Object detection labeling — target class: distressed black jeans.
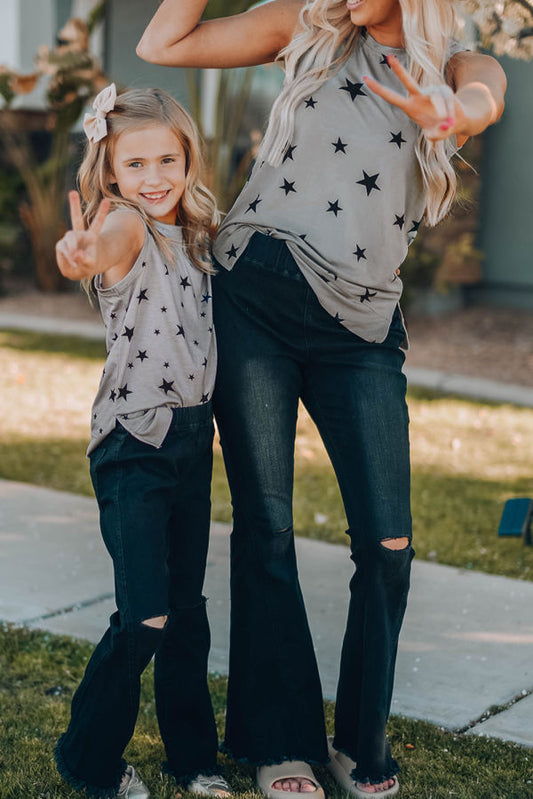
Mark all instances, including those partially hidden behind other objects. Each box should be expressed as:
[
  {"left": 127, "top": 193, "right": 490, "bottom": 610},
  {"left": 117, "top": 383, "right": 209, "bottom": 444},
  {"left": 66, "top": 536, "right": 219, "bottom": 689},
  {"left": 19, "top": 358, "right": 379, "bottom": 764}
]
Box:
[
  {"left": 55, "top": 404, "right": 219, "bottom": 798},
  {"left": 212, "top": 233, "right": 414, "bottom": 785}
]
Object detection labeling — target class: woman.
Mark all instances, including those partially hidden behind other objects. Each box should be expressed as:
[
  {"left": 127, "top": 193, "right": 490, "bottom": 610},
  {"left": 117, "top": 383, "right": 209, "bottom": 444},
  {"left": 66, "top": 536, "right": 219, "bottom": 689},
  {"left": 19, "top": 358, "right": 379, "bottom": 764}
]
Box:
[{"left": 138, "top": 2, "right": 506, "bottom": 796}]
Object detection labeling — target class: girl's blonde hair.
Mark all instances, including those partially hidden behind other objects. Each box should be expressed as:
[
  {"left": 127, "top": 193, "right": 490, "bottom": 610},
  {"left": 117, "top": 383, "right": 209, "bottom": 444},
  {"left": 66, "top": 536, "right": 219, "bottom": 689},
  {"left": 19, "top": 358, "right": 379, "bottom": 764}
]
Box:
[
  {"left": 78, "top": 87, "right": 219, "bottom": 277},
  {"left": 260, "top": 0, "right": 460, "bottom": 226}
]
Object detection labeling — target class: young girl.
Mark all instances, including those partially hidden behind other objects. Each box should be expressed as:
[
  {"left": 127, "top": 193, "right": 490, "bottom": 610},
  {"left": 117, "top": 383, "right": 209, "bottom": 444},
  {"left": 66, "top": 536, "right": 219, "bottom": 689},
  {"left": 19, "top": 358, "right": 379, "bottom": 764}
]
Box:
[
  {"left": 138, "top": 1, "right": 506, "bottom": 797},
  {"left": 54, "top": 84, "right": 231, "bottom": 799}
]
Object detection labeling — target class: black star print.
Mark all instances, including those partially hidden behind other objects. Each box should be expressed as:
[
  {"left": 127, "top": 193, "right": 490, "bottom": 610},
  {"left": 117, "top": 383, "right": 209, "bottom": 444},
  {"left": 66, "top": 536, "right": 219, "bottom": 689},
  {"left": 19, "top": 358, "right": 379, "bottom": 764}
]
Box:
[
  {"left": 201, "top": 293, "right": 212, "bottom": 304},
  {"left": 360, "top": 288, "right": 377, "bottom": 303},
  {"left": 136, "top": 289, "right": 148, "bottom": 303},
  {"left": 354, "top": 245, "right": 367, "bottom": 261},
  {"left": 226, "top": 245, "right": 238, "bottom": 260},
  {"left": 200, "top": 393, "right": 210, "bottom": 404},
  {"left": 246, "top": 194, "right": 262, "bottom": 214},
  {"left": 164, "top": 362, "right": 170, "bottom": 368},
  {"left": 394, "top": 214, "right": 405, "bottom": 230},
  {"left": 136, "top": 350, "right": 148, "bottom": 362},
  {"left": 193, "top": 340, "right": 199, "bottom": 346},
  {"left": 327, "top": 200, "right": 343, "bottom": 217},
  {"left": 176, "top": 325, "right": 185, "bottom": 337},
  {"left": 299, "top": 233, "right": 307, "bottom": 240},
  {"left": 161, "top": 306, "right": 167, "bottom": 313},
  {"left": 339, "top": 78, "right": 366, "bottom": 101},
  {"left": 164, "top": 264, "right": 169, "bottom": 275},
  {"left": 180, "top": 276, "right": 191, "bottom": 290},
  {"left": 110, "top": 312, "right": 116, "bottom": 320},
  {"left": 93, "top": 413, "right": 97, "bottom": 419},
  {"left": 335, "top": 312, "right": 345, "bottom": 323},
  {"left": 390, "top": 131, "right": 407, "bottom": 149},
  {"left": 305, "top": 96, "right": 317, "bottom": 109},
  {"left": 188, "top": 374, "right": 195, "bottom": 381},
  {"left": 159, "top": 379, "right": 176, "bottom": 395},
  {"left": 283, "top": 144, "right": 297, "bottom": 162},
  {"left": 109, "top": 389, "right": 116, "bottom": 402},
  {"left": 280, "top": 179, "right": 296, "bottom": 196},
  {"left": 142, "top": 261, "right": 146, "bottom": 268},
  {"left": 127, "top": 362, "right": 134, "bottom": 369},
  {"left": 154, "top": 329, "right": 160, "bottom": 336},
  {"left": 202, "top": 358, "right": 208, "bottom": 368},
  {"left": 118, "top": 384, "right": 132, "bottom": 400},
  {"left": 380, "top": 54, "right": 392, "bottom": 68},
  {"left": 200, "top": 311, "right": 207, "bottom": 318},
  {"left": 112, "top": 333, "right": 118, "bottom": 342},
  {"left": 332, "top": 137, "right": 348, "bottom": 154},
  {"left": 357, "top": 171, "right": 381, "bottom": 196},
  {"left": 409, "top": 220, "right": 421, "bottom": 234},
  {"left": 122, "top": 326, "right": 134, "bottom": 341},
  {"left": 208, "top": 326, "right": 213, "bottom": 333}
]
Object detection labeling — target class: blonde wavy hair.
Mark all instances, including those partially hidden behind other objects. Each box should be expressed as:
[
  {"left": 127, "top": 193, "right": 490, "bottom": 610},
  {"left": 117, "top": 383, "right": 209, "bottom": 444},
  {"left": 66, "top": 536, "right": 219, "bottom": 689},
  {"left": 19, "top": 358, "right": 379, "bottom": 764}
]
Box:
[
  {"left": 260, "top": 0, "right": 460, "bottom": 226},
  {"left": 78, "top": 87, "right": 219, "bottom": 285}
]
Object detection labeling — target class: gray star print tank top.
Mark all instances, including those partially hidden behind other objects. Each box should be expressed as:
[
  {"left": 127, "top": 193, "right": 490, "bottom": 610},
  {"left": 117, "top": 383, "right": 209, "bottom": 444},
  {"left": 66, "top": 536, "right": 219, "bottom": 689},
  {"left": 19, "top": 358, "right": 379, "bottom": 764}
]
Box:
[
  {"left": 214, "top": 30, "right": 466, "bottom": 344},
  {"left": 88, "top": 211, "right": 216, "bottom": 455}
]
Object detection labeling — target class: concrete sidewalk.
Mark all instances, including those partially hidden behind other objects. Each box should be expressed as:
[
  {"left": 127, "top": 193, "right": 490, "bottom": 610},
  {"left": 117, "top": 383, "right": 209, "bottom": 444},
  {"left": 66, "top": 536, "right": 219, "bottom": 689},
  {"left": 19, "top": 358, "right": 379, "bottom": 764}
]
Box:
[
  {"left": 2, "top": 310, "right": 532, "bottom": 407},
  {"left": 1, "top": 478, "right": 532, "bottom": 749}
]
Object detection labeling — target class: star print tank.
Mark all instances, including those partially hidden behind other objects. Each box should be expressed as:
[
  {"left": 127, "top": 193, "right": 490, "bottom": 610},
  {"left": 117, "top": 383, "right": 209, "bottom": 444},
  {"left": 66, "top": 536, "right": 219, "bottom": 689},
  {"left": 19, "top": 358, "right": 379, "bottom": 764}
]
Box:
[
  {"left": 214, "top": 31, "right": 465, "bottom": 344},
  {"left": 87, "top": 212, "right": 216, "bottom": 456}
]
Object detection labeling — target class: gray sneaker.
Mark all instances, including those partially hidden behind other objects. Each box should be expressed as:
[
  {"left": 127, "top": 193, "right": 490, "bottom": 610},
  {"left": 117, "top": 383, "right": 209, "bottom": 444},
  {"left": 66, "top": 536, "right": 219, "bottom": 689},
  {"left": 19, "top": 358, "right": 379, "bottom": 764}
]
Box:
[
  {"left": 116, "top": 765, "right": 150, "bottom": 798},
  {"left": 186, "top": 774, "right": 232, "bottom": 797}
]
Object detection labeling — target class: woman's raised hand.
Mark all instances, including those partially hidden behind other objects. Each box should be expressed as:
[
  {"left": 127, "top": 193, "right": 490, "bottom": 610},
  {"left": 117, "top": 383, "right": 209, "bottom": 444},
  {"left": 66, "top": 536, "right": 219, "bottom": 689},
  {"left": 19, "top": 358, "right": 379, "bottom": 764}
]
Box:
[
  {"left": 363, "top": 55, "right": 462, "bottom": 142},
  {"left": 56, "top": 191, "right": 111, "bottom": 280}
]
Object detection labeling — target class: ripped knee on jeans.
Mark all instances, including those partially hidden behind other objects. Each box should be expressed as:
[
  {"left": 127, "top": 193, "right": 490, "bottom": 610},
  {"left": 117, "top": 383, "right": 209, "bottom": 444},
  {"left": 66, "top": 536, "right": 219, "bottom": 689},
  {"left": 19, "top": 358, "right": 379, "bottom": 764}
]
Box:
[
  {"left": 141, "top": 614, "right": 168, "bottom": 629},
  {"left": 380, "top": 536, "right": 410, "bottom": 551}
]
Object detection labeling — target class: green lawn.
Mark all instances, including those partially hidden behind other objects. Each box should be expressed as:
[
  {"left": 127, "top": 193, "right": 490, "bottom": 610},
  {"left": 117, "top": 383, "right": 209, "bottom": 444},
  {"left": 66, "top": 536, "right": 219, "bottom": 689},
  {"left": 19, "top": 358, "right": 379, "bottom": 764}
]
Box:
[
  {"left": 1, "top": 328, "right": 532, "bottom": 580},
  {"left": 1, "top": 624, "right": 532, "bottom": 799}
]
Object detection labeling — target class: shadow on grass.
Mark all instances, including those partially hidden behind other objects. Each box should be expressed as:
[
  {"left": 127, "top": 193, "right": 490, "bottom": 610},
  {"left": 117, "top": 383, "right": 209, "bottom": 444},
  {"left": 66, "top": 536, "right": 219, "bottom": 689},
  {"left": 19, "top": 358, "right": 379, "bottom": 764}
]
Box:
[
  {"left": 0, "top": 329, "right": 105, "bottom": 360},
  {"left": 0, "top": 625, "right": 531, "bottom": 799}
]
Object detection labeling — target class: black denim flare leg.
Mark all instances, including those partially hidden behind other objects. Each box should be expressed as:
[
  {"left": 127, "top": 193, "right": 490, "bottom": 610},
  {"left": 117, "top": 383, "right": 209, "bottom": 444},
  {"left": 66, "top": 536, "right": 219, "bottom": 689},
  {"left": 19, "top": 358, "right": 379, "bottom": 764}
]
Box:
[
  {"left": 55, "top": 404, "right": 219, "bottom": 797},
  {"left": 212, "top": 233, "right": 413, "bottom": 784}
]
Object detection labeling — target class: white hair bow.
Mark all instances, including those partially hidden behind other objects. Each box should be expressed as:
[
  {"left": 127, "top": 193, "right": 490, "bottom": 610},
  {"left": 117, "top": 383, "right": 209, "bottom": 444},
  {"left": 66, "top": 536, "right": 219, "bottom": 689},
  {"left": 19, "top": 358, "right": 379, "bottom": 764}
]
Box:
[{"left": 83, "top": 83, "right": 117, "bottom": 143}]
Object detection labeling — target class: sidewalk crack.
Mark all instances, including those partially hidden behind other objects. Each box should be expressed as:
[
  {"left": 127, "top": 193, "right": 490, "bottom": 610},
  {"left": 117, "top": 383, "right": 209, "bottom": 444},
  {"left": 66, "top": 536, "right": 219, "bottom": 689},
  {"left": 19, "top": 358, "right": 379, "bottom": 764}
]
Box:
[
  {"left": 19, "top": 592, "right": 115, "bottom": 625},
  {"left": 454, "top": 687, "right": 533, "bottom": 734}
]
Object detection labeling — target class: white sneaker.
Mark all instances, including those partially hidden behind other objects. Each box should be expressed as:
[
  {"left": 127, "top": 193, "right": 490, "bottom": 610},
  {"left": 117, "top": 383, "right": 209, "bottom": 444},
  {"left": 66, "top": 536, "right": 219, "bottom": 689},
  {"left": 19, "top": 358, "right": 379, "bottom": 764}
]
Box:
[
  {"left": 116, "top": 765, "right": 150, "bottom": 798},
  {"left": 186, "top": 774, "right": 232, "bottom": 797}
]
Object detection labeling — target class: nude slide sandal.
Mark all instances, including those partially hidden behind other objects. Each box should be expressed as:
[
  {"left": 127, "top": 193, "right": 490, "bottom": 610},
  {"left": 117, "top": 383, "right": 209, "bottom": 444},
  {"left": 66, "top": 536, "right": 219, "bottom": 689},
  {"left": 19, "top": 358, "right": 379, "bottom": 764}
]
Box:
[
  {"left": 326, "top": 737, "right": 399, "bottom": 798},
  {"left": 256, "top": 761, "right": 326, "bottom": 799}
]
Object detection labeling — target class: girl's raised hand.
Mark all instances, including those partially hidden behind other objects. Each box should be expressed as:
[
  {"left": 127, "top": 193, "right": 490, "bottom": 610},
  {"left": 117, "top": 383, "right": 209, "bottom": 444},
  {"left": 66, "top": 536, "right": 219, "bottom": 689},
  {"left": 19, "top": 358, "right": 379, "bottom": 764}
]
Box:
[
  {"left": 56, "top": 191, "right": 111, "bottom": 280},
  {"left": 363, "top": 55, "right": 462, "bottom": 142}
]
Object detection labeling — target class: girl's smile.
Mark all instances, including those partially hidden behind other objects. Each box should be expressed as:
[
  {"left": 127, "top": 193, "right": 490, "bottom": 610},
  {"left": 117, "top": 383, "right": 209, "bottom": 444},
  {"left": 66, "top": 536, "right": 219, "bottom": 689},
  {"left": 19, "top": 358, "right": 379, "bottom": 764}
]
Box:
[{"left": 110, "top": 123, "right": 187, "bottom": 225}]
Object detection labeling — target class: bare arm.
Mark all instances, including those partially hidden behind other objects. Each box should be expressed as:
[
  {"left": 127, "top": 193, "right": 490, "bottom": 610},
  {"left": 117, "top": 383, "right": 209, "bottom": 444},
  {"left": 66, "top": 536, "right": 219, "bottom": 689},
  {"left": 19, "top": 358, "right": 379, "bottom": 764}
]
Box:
[
  {"left": 446, "top": 51, "right": 507, "bottom": 146},
  {"left": 56, "top": 193, "right": 145, "bottom": 288},
  {"left": 136, "top": 0, "right": 303, "bottom": 68}
]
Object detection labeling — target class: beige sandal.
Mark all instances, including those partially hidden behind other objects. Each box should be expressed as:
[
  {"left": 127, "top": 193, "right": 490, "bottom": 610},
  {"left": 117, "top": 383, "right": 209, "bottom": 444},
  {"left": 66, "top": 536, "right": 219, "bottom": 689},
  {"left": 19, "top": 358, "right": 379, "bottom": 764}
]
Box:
[
  {"left": 326, "top": 738, "right": 399, "bottom": 798},
  {"left": 256, "top": 762, "right": 325, "bottom": 799}
]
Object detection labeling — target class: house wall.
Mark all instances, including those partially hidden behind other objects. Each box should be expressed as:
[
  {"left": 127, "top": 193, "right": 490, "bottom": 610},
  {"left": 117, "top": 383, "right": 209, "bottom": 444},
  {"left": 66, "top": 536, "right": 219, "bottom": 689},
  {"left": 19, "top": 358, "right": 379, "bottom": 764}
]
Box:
[
  {"left": 105, "top": 0, "right": 188, "bottom": 104},
  {"left": 1, "top": 0, "right": 56, "bottom": 108},
  {"left": 469, "top": 56, "right": 533, "bottom": 309}
]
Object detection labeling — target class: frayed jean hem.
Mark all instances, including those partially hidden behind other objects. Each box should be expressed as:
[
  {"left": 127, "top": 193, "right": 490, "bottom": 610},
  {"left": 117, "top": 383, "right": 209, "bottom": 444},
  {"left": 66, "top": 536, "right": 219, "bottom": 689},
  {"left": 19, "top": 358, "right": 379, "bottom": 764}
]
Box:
[{"left": 55, "top": 735, "right": 127, "bottom": 798}]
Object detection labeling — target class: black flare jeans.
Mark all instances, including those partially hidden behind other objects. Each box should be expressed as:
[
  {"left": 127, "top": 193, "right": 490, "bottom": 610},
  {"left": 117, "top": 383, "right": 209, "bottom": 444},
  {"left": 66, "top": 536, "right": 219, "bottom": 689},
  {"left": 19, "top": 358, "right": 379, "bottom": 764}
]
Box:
[
  {"left": 55, "top": 403, "right": 219, "bottom": 798},
  {"left": 212, "top": 233, "right": 414, "bottom": 785}
]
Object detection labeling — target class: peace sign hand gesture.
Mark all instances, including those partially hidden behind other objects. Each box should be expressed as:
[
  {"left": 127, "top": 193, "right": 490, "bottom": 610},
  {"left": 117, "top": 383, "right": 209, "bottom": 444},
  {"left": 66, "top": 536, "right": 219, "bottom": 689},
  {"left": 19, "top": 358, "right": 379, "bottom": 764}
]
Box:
[
  {"left": 55, "top": 191, "right": 111, "bottom": 281},
  {"left": 363, "top": 55, "right": 462, "bottom": 142}
]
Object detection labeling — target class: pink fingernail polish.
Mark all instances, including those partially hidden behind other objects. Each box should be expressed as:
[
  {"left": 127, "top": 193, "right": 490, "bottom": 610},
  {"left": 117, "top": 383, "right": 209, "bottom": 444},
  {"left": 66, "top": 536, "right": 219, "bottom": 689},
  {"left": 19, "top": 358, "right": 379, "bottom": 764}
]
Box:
[
  {"left": 440, "top": 123, "right": 450, "bottom": 131},
  {"left": 447, "top": 116, "right": 455, "bottom": 125}
]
